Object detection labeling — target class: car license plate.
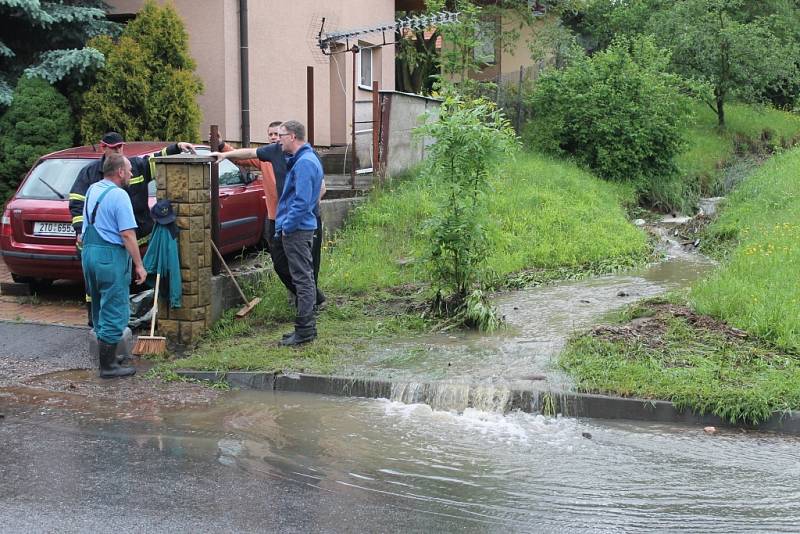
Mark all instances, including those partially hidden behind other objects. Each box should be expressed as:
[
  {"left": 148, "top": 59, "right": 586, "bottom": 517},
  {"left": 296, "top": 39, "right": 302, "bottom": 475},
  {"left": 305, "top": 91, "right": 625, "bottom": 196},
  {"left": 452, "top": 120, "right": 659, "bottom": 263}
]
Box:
[{"left": 33, "top": 221, "right": 75, "bottom": 236}]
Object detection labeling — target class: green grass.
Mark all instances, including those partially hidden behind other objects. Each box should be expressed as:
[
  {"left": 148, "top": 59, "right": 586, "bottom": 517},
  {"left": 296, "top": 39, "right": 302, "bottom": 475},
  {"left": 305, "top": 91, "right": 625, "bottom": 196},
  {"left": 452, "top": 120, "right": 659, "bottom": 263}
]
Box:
[
  {"left": 676, "top": 101, "right": 800, "bottom": 196},
  {"left": 325, "top": 152, "right": 649, "bottom": 295},
  {"left": 156, "top": 275, "right": 428, "bottom": 374},
  {"left": 560, "top": 307, "right": 800, "bottom": 424},
  {"left": 158, "top": 151, "right": 649, "bottom": 376},
  {"left": 691, "top": 147, "right": 800, "bottom": 353}
]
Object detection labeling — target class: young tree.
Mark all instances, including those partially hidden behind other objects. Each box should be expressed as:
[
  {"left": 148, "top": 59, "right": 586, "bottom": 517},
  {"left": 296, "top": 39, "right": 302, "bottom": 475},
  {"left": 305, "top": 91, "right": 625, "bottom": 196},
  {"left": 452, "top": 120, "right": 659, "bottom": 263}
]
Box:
[
  {"left": 80, "top": 0, "right": 202, "bottom": 142},
  {"left": 0, "top": 75, "right": 74, "bottom": 200},
  {"left": 0, "top": 0, "right": 115, "bottom": 107},
  {"left": 416, "top": 92, "right": 518, "bottom": 330}
]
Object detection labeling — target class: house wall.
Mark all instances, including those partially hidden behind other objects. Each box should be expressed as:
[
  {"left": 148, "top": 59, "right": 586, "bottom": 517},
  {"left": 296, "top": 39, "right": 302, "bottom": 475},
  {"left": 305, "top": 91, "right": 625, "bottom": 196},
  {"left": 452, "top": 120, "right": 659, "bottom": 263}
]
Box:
[
  {"left": 500, "top": 13, "right": 557, "bottom": 77},
  {"left": 106, "top": 0, "right": 396, "bottom": 147}
]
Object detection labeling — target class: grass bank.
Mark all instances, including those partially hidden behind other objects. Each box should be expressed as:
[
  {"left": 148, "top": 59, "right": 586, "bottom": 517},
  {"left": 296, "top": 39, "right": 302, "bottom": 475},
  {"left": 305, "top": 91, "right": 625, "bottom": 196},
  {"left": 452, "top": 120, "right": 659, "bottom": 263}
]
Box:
[
  {"left": 560, "top": 141, "right": 800, "bottom": 425},
  {"left": 560, "top": 298, "right": 800, "bottom": 424},
  {"left": 692, "top": 147, "right": 800, "bottom": 352},
  {"left": 323, "top": 152, "right": 648, "bottom": 294},
  {"left": 156, "top": 151, "right": 649, "bottom": 375},
  {"left": 676, "top": 101, "right": 800, "bottom": 197}
]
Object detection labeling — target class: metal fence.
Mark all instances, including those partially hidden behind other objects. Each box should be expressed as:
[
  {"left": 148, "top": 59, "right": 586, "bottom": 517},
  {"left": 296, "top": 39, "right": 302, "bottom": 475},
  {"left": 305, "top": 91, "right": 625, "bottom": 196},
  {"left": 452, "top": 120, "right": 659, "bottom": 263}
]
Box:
[{"left": 475, "top": 61, "right": 549, "bottom": 133}]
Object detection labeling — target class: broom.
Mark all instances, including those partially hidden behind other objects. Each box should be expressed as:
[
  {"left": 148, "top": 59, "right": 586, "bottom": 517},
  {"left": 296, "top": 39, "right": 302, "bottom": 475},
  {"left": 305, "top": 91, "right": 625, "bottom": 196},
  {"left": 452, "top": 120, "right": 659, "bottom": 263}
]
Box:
[{"left": 132, "top": 272, "right": 167, "bottom": 355}]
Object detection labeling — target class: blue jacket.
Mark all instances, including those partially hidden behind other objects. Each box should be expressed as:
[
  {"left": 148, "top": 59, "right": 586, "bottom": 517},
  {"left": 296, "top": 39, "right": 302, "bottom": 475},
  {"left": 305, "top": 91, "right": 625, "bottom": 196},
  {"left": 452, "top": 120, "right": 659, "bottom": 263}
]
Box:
[
  {"left": 275, "top": 143, "right": 323, "bottom": 236},
  {"left": 142, "top": 223, "right": 182, "bottom": 308}
]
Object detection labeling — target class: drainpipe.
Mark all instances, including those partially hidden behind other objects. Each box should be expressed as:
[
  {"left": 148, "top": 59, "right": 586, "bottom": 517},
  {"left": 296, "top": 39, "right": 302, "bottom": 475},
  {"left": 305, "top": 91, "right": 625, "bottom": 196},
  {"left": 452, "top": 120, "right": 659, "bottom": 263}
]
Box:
[{"left": 239, "top": 0, "right": 250, "bottom": 147}]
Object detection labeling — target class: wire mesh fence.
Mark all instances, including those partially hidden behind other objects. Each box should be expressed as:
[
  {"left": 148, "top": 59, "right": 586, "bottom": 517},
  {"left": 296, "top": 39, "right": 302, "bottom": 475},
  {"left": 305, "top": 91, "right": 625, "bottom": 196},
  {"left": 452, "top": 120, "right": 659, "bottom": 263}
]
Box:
[{"left": 474, "top": 61, "right": 548, "bottom": 133}]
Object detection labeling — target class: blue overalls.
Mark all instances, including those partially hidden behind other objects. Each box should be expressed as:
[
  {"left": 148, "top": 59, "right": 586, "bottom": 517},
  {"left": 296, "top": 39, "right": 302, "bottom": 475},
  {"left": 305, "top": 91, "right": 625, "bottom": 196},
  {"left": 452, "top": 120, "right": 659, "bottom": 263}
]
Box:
[{"left": 81, "top": 185, "right": 132, "bottom": 345}]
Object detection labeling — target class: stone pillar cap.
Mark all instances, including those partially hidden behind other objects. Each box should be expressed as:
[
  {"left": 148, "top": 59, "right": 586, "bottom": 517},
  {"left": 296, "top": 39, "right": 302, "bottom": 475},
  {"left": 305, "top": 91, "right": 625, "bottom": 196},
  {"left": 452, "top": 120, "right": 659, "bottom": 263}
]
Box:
[{"left": 153, "top": 154, "right": 216, "bottom": 163}]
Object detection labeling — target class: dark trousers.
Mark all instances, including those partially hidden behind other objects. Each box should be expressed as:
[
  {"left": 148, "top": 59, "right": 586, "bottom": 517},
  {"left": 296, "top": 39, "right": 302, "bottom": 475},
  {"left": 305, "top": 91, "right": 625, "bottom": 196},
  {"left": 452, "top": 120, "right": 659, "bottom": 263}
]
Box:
[
  {"left": 269, "top": 218, "right": 324, "bottom": 305},
  {"left": 281, "top": 229, "right": 316, "bottom": 330}
]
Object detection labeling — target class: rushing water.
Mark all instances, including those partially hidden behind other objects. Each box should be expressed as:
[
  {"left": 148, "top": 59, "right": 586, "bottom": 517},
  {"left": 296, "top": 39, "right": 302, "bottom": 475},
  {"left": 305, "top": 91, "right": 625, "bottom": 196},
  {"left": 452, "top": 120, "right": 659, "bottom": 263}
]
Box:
[
  {"left": 344, "top": 227, "right": 716, "bottom": 397},
  {"left": 4, "top": 390, "right": 798, "bottom": 532}
]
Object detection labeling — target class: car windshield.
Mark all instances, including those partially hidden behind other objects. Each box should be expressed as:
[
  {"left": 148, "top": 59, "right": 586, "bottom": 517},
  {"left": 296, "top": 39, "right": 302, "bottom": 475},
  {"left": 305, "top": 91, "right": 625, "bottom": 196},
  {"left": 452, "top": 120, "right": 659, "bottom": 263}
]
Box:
[
  {"left": 17, "top": 159, "right": 92, "bottom": 200},
  {"left": 147, "top": 149, "right": 244, "bottom": 195}
]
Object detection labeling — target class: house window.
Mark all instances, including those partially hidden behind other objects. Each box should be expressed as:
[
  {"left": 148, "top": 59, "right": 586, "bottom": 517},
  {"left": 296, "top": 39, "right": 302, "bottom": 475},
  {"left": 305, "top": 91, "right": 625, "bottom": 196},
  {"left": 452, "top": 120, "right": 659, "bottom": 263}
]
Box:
[
  {"left": 474, "top": 20, "right": 496, "bottom": 65},
  {"left": 359, "top": 46, "right": 373, "bottom": 90}
]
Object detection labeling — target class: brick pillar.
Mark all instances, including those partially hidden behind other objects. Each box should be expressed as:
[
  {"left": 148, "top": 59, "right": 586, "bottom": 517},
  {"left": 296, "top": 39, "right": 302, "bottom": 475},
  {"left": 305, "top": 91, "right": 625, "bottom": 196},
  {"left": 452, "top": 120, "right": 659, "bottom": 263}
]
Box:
[{"left": 152, "top": 154, "right": 214, "bottom": 345}]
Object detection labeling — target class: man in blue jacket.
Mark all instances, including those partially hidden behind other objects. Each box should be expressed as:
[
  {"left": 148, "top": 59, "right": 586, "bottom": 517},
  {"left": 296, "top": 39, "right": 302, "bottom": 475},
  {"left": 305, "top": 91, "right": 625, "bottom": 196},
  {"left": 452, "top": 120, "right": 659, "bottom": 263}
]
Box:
[{"left": 274, "top": 120, "right": 323, "bottom": 345}]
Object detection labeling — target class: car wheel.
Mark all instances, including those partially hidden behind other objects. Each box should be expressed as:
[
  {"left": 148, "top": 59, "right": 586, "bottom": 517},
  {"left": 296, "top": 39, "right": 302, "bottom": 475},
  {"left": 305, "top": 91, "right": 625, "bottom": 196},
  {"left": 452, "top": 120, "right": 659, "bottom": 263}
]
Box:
[{"left": 10, "top": 273, "right": 34, "bottom": 284}]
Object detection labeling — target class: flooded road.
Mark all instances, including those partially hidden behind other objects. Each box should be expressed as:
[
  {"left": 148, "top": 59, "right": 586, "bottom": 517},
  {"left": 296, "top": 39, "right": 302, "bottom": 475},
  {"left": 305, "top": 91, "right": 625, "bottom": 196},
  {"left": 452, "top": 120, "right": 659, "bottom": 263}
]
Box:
[{"left": 2, "top": 390, "right": 798, "bottom": 532}]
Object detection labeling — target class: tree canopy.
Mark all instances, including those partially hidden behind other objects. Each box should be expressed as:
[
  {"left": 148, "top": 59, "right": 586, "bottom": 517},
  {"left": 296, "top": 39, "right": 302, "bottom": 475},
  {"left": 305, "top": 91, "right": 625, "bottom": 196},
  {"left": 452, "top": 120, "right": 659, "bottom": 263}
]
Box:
[{"left": 575, "top": 0, "right": 800, "bottom": 126}]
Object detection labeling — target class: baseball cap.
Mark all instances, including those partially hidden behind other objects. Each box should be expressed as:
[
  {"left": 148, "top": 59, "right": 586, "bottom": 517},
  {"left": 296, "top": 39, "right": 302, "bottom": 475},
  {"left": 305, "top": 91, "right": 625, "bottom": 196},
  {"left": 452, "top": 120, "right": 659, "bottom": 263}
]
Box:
[{"left": 100, "top": 132, "right": 124, "bottom": 148}]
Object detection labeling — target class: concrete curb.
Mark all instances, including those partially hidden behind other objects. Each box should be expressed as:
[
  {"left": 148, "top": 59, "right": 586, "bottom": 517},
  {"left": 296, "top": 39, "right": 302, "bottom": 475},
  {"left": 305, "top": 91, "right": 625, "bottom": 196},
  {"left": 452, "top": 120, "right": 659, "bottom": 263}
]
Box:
[{"left": 176, "top": 370, "right": 800, "bottom": 434}]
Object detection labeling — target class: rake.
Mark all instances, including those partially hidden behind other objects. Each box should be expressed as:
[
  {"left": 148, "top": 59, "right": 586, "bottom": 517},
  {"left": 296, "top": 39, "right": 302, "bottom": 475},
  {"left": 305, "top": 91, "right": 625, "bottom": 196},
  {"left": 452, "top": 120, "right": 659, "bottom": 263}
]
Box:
[{"left": 132, "top": 272, "right": 167, "bottom": 355}]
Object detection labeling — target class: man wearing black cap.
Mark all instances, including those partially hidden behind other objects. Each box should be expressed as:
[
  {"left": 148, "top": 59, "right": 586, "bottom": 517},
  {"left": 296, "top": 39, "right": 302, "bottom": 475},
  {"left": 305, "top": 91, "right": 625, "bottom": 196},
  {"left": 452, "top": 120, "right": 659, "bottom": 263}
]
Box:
[
  {"left": 69, "top": 132, "right": 194, "bottom": 326},
  {"left": 69, "top": 132, "right": 195, "bottom": 243}
]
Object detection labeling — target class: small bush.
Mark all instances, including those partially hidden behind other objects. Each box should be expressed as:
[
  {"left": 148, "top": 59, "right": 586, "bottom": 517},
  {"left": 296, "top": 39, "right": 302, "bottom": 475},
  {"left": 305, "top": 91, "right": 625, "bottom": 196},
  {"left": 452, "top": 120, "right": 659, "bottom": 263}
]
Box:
[
  {"left": 0, "top": 76, "right": 74, "bottom": 201},
  {"left": 524, "top": 36, "right": 690, "bottom": 210}
]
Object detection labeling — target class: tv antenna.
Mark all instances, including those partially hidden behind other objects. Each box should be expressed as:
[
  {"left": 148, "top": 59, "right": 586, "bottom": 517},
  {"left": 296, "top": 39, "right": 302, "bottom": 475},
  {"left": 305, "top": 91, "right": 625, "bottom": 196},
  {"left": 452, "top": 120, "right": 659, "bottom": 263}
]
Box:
[{"left": 317, "top": 11, "right": 459, "bottom": 55}]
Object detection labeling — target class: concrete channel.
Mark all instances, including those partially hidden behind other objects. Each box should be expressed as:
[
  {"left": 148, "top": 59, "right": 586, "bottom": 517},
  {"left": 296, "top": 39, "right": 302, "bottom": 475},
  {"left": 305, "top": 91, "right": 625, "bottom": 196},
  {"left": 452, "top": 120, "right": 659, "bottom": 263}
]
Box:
[{"left": 176, "top": 370, "right": 800, "bottom": 435}]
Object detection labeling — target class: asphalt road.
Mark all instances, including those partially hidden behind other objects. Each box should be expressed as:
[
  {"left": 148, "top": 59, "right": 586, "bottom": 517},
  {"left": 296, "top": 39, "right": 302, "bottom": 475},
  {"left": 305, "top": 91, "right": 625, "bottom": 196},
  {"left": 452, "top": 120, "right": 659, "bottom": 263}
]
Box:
[
  {"left": 0, "top": 321, "right": 92, "bottom": 386},
  {"left": 0, "top": 406, "right": 482, "bottom": 533}
]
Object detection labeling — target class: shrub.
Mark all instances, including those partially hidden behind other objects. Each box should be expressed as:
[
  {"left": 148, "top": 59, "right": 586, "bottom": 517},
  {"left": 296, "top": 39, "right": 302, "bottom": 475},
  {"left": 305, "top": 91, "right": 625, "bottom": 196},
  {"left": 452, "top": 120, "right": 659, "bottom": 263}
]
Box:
[
  {"left": 80, "top": 0, "right": 202, "bottom": 142},
  {"left": 524, "top": 36, "right": 690, "bottom": 210},
  {"left": 0, "top": 76, "right": 74, "bottom": 201}
]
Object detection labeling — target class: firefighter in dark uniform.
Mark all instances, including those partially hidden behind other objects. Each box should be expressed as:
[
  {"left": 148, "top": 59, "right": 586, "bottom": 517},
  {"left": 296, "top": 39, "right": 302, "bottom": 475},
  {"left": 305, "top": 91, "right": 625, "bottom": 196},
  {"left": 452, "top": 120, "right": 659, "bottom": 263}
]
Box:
[{"left": 68, "top": 132, "right": 195, "bottom": 325}]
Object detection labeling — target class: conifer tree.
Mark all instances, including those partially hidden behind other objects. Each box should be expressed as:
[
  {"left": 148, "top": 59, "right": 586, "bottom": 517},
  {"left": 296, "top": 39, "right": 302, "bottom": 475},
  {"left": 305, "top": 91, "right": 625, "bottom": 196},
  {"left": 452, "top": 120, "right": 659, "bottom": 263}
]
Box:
[
  {"left": 0, "top": 75, "right": 74, "bottom": 200},
  {"left": 0, "top": 0, "right": 115, "bottom": 107},
  {"left": 80, "top": 0, "right": 202, "bottom": 143}
]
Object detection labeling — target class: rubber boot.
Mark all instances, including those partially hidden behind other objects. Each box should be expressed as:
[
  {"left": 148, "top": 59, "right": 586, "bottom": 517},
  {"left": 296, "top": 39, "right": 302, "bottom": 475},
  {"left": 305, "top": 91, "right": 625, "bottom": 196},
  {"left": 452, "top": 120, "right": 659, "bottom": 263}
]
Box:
[
  {"left": 280, "top": 314, "right": 317, "bottom": 346},
  {"left": 115, "top": 328, "right": 133, "bottom": 365},
  {"left": 98, "top": 340, "right": 136, "bottom": 379}
]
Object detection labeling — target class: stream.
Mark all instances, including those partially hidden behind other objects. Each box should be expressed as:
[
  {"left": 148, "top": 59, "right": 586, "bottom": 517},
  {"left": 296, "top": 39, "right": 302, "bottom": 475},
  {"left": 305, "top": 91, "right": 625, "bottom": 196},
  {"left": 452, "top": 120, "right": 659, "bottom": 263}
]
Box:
[{"left": 343, "top": 223, "right": 716, "bottom": 411}]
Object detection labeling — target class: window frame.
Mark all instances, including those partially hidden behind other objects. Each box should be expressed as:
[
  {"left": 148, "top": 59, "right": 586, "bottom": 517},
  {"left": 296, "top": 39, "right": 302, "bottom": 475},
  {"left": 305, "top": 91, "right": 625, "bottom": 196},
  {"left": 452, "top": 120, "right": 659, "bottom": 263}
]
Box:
[{"left": 358, "top": 45, "right": 374, "bottom": 91}]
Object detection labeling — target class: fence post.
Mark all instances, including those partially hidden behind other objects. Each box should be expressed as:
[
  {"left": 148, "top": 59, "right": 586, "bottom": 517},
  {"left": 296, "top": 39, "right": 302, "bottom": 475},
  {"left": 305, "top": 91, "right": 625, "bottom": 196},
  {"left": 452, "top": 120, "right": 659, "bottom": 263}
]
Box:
[
  {"left": 209, "top": 125, "right": 220, "bottom": 276},
  {"left": 516, "top": 65, "right": 524, "bottom": 133},
  {"left": 372, "top": 80, "right": 380, "bottom": 182},
  {"left": 153, "top": 153, "right": 215, "bottom": 345}
]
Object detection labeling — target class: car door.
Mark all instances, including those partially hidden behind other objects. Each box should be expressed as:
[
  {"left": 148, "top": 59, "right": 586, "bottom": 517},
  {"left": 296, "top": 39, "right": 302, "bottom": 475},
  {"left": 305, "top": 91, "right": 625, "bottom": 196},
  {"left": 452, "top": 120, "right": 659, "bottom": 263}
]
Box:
[{"left": 217, "top": 159, "right": 264, "bottom": 253}]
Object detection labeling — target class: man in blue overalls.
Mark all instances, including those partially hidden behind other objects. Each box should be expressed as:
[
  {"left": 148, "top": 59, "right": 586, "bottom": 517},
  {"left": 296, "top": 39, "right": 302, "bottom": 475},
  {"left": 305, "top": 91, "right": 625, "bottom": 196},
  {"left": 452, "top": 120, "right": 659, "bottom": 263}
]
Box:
[{"left": 80, "top": 153, "right": 147, "bottom": 378}]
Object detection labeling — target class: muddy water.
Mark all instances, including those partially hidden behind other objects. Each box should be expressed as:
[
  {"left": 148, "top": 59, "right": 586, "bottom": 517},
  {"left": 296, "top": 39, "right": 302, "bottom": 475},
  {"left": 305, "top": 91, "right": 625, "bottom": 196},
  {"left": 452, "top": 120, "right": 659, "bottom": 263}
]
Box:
[
  {"left": 4, "top": 390, "right": 798, "bottom": 532},
  {"left": 345, "top": 230, "right": 716, "bottom": 396}
]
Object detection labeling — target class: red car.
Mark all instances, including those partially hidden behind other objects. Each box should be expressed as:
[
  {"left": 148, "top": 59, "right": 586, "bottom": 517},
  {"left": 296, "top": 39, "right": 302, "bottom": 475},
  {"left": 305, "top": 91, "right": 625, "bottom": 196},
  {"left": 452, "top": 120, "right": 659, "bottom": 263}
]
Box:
[{"left": 1, "top": 143, "right": 267, "bottom": 283}]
